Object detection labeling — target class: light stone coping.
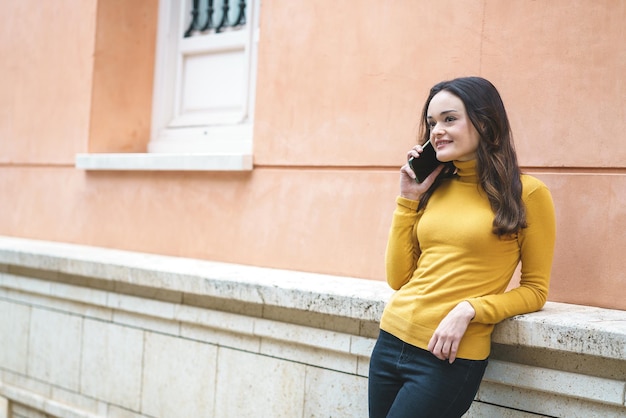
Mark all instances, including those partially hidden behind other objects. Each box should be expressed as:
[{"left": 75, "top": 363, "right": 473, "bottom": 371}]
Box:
[
  {"left": 0, "top": 235, "right": 625, "bottom": 361},
  {"left": 0, "top": 273, "right": 375, "bottom": 367},
  {"left": 75, "top": 153, "right": 253, "bottom": 171},
  {"left": 484, "top": 360, "right": 625, "bottom": 406},
  {"left": 0, "top": 236, "right": 390, "bottom": 323}
]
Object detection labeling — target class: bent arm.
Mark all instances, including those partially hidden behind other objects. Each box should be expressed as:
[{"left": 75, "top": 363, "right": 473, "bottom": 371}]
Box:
[
  {"left": 468, "top": 183, "right": 556, "bottom": 324},
  {"left": 385, "top": 196, "right": 422, "bottom": 290}
]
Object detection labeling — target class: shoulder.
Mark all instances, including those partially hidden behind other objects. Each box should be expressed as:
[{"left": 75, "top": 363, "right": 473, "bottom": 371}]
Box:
[
  {"left": 521, "top": 174, "right": 550, "bottom": 196},
  {"left": 520, "top": 174, "right": 554, "bottom": 207}
]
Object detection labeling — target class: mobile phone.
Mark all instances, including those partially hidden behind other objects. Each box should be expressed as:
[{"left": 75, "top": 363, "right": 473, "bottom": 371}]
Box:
[{"left": 408, "top": 140, "right": 441, "bottom": 183}]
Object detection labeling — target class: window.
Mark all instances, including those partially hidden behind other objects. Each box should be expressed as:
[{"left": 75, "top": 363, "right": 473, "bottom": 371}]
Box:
[
  {"left": 151, "top": 0, "right": 259, "bottom": 160},
  {"left": 76, "top": 0, "right": 258, "bottom": 171}
]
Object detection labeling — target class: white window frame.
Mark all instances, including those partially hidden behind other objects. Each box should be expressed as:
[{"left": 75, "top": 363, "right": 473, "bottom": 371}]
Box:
[{"left": 76, "top": 0, "right": 259, "bottom": 171}]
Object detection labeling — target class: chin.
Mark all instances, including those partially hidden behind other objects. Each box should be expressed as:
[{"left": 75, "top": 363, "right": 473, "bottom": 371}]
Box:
[{"left": 435, "top": 153, "right": 454, "bottom": 163}]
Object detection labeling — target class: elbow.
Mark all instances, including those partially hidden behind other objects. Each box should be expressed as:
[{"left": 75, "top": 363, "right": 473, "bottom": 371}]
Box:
[
  {"left": 388, "top": 282, "right": 403, "bottom": 291},
  {"left": 385, "top": 264, "right": 412, "bottom": 290},
  {"left": 537, "top": 292, "right": 548, "bottom": 310},
  {"left": 530, "top": 286, "right": 549, "bottom": 312},
  {"left": 516, "top": 283, "right": 549, "bottom": 315},
  {"left": 519, "top": 274, "right": 550, "bottom": 312},
  {"left": 385, "top": 273, "right": 409, "bottom": 291},
  {"left": 386, "top": 277, "right": 404, "bottom": 291}
]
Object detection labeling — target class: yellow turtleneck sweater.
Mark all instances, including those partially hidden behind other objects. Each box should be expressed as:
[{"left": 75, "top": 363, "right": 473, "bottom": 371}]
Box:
[{"left": 380, "top": 159, "right": 556, "bottom": 360}]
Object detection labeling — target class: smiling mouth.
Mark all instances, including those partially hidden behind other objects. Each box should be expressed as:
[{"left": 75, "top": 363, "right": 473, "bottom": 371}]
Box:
[{"left": 435, "top": 140, "right": 452, "bottom": 149}]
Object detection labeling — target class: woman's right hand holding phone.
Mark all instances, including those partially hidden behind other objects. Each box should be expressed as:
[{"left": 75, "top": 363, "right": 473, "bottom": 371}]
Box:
[{"left": 400, "top": 145, "right": 444, "bottom": 201}]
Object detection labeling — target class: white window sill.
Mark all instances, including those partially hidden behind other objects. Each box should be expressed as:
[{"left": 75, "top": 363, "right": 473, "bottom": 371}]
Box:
[{"left": 75, "top": 153, "right": 253, "bottom": 171}]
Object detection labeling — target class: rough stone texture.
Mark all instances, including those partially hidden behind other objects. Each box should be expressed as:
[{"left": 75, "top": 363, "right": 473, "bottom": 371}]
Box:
[{"left": 0, "top": 236, "right": 624, "bottom": 417}]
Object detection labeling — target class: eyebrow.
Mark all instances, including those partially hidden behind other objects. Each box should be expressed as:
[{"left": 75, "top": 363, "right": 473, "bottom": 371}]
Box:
[{"left": 427, "top": 109, "right": 458, "bottom": 119}]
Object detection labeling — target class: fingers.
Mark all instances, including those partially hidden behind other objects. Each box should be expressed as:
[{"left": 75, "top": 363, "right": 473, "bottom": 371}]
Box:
[
  {"left": 428, "top": 302, "right": 475, "bottom": 363},
  {"left": 400, "top": 145, "right": 441, "bottom": 200},
  {"left": 404, "top": 167, "right": 417, "bottom": 184},
  {"left": 448, "top": 343, "right": 459, "bottom": 363},
  {"left": 428, "top": 334, "right": 458, "bottom": 363},
  {"left": 406, "top": 144, "right": 425, "bottom": 161},
  {"left": 445, "top": 340, "right": 460, "bottom": 363}
]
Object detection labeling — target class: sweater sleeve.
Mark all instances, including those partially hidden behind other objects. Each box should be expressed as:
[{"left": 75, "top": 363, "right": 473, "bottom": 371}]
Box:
[
  {"left": 385, "top": 196, "right": 422, "bottom": 290},
  {"left": 468, "top": 181, "right": 556, "bottom": 324}
]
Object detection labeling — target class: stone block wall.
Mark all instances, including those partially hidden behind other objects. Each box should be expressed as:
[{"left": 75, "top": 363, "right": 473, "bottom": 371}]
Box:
[{"left": 0, "top": 237, "right": 624, "bottom": 417}]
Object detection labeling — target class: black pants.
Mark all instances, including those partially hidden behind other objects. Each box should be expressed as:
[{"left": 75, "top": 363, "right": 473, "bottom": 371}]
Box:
[{"left": 368, "top": 330, "right": 488, "bottom": 418}]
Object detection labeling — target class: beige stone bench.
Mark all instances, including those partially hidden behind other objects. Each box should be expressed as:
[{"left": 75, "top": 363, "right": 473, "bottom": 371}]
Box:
[{"left": 0, "top": 236, "right": 624, "bottom": 417}]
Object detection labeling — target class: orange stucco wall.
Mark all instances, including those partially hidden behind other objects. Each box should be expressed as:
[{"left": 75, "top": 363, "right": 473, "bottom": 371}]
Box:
[{"left": 0, "top": 0, "right": 624, "bottom": 310}]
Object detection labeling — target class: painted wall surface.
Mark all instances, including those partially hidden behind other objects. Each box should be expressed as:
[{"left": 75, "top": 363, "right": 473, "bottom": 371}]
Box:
[{"left": 0, "top": 0, "right": 624, "bottom": 310}]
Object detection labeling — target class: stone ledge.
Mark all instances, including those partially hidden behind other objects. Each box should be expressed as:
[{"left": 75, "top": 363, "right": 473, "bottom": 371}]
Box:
[
  {"left": 74, "top": 153, "right": 253, "bottom": 171},
  {"left": 483, "top": 360, "right": 625, "bottom": 406},
  {"left": 0, "top": 273, "right": 375, "bottom": 374},
  {"left": 491, "top": 303, "right": 626, "bottom": 361},
  {"left": 0, "top": 236, "right": 624, "bottom": 361},
  {"left": 0, "top": 236, "right": 390, "bottom": 323}
]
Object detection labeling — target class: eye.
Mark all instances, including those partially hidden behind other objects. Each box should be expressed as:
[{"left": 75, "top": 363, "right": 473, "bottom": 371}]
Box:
[
  {"left": 445, "top": 116, "right": 456, "bottom": 123},
  {"left": 427, "top": 120, "right": 436, "bottom": 129}
]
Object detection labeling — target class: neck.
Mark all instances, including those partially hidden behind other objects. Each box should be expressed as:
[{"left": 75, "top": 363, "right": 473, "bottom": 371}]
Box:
[{"left": 453, "top": 159, "right": 478, "bottom": 183}]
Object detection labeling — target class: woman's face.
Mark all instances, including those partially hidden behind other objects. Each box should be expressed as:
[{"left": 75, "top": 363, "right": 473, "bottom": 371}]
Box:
[{"left": 426, "top": 90, "right": 480, "bottom": 162}]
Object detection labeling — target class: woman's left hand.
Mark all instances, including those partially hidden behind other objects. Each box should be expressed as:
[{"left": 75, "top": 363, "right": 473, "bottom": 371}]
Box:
[{"left": 428, "top": 301, "right": 476, "bottom": 363}]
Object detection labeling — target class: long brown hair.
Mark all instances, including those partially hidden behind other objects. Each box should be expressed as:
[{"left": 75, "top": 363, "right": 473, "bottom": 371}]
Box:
[{"left": 417, "top": 77, "right": 527, "bottom": 236}]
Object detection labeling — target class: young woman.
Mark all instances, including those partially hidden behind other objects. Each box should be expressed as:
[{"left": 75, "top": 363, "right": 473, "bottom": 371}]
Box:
[{"left": 368, "top": 77, "right": 556, "bottom": 417}]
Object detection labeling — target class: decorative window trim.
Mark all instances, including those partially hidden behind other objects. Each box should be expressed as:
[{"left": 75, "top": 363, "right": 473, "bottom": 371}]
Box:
[
  {"left": 76, "top": 0, "right": 259, "bottom": 171},
  {"left": 75, "top": 153, "right": 252, "bottom": 171}
]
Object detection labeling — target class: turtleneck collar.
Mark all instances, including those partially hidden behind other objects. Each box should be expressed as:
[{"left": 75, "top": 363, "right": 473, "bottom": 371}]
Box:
[{"left": 453, "top": 159, "right": 479, "bottom": 183}]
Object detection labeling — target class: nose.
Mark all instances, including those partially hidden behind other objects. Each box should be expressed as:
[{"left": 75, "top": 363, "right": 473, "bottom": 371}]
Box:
[{"left": 431, "top": 122, "right": 445, "bottom": 137}]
